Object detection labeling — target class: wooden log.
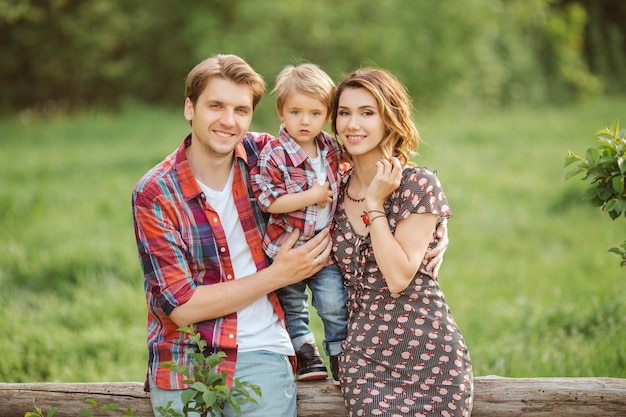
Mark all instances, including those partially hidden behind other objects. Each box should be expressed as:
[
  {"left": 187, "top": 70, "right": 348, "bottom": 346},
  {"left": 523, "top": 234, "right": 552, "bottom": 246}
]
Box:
[
  {"left": 1, "top": 377, "right": 625, "bottom": 416},
  {"left": 472, "top": 376, "right": 626, "bottom": 417},
  {"left": 0, "top": 382, "right": 152, "bottom": 416}
]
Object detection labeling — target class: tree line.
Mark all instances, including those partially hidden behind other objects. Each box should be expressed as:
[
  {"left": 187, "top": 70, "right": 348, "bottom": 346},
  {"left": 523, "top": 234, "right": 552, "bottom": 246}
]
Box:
[{"left": 0, "top": 0, "right": 624, "bottom": 116}]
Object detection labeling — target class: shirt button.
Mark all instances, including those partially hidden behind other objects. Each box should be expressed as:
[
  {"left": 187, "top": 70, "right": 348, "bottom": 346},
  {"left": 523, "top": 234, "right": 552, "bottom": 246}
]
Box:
[
  {"left": 226, "top": 274, "right": 233, "bottom": 280},
  {"left": 213, "top": 217, "right": 218, "bottom": 222},
  {"left": 220, "top": 247, "right": 226, "bottom": 253},
  {"left": 228, "top": 334, "right": 234, "bottom": 339}
]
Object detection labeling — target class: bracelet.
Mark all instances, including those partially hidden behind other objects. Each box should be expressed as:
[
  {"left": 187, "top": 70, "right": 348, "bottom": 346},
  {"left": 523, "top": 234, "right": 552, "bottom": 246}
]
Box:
[
  {"left": 369, "top": 214, "right": 387, "bottom": 224},
  {"left": 361, "top": 211, "right": 387, "bottom": 227},
  {"left": 367, "top": 210, "right": 386, "bottom": 216}
]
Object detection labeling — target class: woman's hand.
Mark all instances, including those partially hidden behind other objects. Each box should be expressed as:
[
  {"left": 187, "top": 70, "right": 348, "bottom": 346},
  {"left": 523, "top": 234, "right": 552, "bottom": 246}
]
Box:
[{"left": 365, "top": 157, "right": 403, "bottom": 210}]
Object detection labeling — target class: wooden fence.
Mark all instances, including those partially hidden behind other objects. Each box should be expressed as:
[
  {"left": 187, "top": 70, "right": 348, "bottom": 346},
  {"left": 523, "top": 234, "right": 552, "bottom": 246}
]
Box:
[{"left": 1, "top": 376, "right": 626, "bottom": 416}]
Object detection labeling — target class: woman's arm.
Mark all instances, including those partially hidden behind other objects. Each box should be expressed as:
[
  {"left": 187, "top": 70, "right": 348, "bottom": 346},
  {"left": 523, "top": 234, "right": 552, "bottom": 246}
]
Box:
[
  {"left": 369, "top": 210, "right": 438, "bottom": 294},
  {"left": 364, "top": 158, "right": 444, "bottom": 294}
]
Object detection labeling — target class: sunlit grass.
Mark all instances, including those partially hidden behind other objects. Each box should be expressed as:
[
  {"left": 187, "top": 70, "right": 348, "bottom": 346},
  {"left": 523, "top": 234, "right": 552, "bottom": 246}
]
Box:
[{"left": 1, "top": 97, "right": 625, "bottom": 382}]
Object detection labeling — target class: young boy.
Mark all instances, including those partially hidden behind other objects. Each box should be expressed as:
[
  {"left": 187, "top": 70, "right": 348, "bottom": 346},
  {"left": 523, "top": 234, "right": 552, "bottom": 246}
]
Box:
[{"left": 251, "top": 63, "right": 346, "bottom": 384}]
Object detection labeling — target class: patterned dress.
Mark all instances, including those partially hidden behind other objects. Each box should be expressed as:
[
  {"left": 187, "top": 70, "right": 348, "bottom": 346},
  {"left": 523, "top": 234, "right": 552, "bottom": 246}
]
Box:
[{"left": 331, "top": 167, "right": 473, "bottom": 417}]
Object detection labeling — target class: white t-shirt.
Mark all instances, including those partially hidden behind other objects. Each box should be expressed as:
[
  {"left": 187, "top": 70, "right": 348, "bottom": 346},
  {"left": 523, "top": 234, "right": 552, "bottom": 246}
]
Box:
[
  {"left": 309, "top": 146, "right": 332, "bottom": 230},
  {"left": 197, "top": 165, "right": 293, "bottom": 355}
]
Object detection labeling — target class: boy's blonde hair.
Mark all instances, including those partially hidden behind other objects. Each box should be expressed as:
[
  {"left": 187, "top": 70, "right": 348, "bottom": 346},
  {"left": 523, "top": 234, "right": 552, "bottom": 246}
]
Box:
[{"left": 272, "top": 63, "right": 336, "bottom": 114}]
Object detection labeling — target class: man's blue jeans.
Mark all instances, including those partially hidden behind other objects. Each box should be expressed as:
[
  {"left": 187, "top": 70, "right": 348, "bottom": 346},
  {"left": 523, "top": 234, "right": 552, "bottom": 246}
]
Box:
[
  {"left": 277, "top": 263, "right": 347, "bottom": 356},
  {"left": 149, "top": 350, "right": 297, "bottom": 417}
]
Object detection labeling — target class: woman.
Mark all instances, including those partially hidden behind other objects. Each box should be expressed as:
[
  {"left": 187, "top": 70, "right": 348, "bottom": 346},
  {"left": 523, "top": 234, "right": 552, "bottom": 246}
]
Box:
[{"left": 330, "top": 68, "right": 473, "bottom": 416}]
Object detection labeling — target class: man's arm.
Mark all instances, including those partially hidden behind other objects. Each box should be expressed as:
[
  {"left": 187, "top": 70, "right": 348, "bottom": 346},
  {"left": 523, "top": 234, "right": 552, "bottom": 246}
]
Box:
[{"left": 169, "top": 228, "right": 332, "bottom": 326}]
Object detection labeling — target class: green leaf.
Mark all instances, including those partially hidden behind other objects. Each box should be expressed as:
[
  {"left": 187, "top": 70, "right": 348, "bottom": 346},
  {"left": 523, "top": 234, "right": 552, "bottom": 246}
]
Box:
[
  {"left": 597, "top": 155, "right": 618, "bottom": 165},
  {"left": 608, "top": 209, "right": 620, "bottom": 220},
  {"left": 612, "top": 175, "right": 625, "bottom": 194},
  {"left": 202, "top": 389, "right": 218, "bottom": 407},
  {"left": 84, "top": 398, "right": 97, "bottom": 406},
  {"left": 600, "top": 185, "right": 615, "bottom": 199},
  {"left": 181, "top": 388, "right": 196, "bottom": 405},
  {"left": 192, "top": 381, "right": 210, "bottom": 393},
  {"left": 250, "top": 384, "right": 262, "bottom": 397},
  {"left": 585, "top": 146, "right": 600, "bottom": 163},
  {"left": 605, "top": 198, "right": 617, "bottom": 212},
  {"left": 78, "top": 410, "right": 94, "bottom": 417},
  {"left": 100, "top": 403, "right": 120, "bottom": 411},
  {"left": 585, "top": 171, "right": 602, "bottom": 184},
  {"left": 215, "top": 385, "right": 230, "bottom": 395},
  {"left": 583, "top": 187, "right": 598, "bottom": 200},
  {"left": 122, "top": 406, "right": 140, "bottom": 417},
  {"left": 618, "top": 156, "right": 626, "bottom": 174},
  {"left": 610, "top": 119, "right": 621, "bottom": 136},
  {"left": 227, "top": 397, "right": 243, "bottom": 417},
  {"left": 207, "top": 372, "right": 226, "bottom": 385},
  {"left": 564, "top": 151, "right": 584, "bottom": 166}
]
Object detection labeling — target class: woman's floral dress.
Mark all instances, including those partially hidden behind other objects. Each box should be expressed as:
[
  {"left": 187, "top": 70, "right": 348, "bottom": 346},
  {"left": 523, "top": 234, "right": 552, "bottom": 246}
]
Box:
[{"left": 331, "top": 167, "right": 473, "bottom": 417}]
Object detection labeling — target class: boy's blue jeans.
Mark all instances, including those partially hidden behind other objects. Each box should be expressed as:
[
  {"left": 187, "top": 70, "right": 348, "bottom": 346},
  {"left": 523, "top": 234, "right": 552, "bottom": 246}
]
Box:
[{"left": 277, "top": 263, "right": 347, "bottom": 357}]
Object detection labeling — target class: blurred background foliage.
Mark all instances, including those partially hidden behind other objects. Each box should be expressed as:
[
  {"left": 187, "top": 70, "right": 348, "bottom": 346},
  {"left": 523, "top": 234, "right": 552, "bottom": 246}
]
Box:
[{"left": 1, "top": 0, "right": 624, "bottom": 118}]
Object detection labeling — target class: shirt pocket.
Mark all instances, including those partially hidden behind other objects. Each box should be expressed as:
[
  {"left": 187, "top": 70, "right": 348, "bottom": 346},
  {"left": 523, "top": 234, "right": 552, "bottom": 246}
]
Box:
[{"left": 284, "top": 170, "right": 308, "bottom": 194}]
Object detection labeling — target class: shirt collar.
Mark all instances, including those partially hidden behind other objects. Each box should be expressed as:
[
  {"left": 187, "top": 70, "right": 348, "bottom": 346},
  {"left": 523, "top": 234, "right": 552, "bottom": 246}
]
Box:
[
  {"left": 174, "top": 134, "right": 249, "bottom": 201},
  {"left": 277, "top": 124, "right": 322, "bottom": 167}
]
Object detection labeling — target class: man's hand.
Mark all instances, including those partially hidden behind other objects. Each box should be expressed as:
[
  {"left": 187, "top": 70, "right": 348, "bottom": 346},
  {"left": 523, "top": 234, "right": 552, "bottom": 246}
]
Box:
[
  {"left": 424, "top": 219, "right": 448, "bottom": 275},
  {"left": 271, "top": 228, "right": 332, "bottom": 284}
]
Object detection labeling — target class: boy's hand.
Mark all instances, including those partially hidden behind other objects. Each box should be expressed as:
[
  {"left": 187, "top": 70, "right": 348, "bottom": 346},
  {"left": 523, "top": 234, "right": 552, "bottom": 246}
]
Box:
[{"left": 311, "top": 181, "right": 333, "bottom": 208}]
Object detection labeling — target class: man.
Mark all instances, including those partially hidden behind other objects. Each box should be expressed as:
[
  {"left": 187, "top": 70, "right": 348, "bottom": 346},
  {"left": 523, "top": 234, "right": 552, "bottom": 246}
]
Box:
[{"left": 132, "top": 54, "right": 332, "bottom": 416}]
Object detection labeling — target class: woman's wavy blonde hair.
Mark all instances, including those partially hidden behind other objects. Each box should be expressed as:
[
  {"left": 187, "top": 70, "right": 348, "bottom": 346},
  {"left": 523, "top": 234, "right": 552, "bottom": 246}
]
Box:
[{"left": 331, "top": 68, "right": 419, "bottom": 166}]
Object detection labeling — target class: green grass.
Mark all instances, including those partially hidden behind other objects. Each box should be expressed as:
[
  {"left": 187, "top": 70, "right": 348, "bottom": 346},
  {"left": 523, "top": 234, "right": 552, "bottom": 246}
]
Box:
[
  {"left": 1, "top": 97, "right": 624, "bottom": 383},
  {"left": 415, "top": 97, "right": 626, "bottom": 377}
]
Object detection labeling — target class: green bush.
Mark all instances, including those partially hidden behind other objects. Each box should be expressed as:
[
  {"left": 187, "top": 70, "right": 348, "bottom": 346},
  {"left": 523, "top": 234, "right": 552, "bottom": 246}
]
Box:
[{"left": 0, "top": 0, "right": 619, "bottom": 113}]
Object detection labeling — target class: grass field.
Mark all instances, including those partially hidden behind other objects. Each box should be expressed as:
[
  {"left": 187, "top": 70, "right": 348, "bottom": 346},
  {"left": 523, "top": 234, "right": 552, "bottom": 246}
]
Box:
[{"left": 0, "top": 96, "right": 624, "bottom": 383}]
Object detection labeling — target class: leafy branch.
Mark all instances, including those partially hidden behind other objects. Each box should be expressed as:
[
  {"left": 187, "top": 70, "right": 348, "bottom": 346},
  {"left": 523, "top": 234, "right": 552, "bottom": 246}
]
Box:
[
  {"left": 565, "top": 119, "right": 626, "bottom": 266},
  {"left": 158, "top": 325, "right": 261, "bottom": 417}
]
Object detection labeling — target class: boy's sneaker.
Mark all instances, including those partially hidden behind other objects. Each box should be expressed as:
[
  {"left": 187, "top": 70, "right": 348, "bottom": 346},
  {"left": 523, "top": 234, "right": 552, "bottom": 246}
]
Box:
[
  {"left": 295, "top": 343, "right": 328, "bottom": 381},
  {"left": 330, "top": 355, "right": 340, "bottom": 386}
]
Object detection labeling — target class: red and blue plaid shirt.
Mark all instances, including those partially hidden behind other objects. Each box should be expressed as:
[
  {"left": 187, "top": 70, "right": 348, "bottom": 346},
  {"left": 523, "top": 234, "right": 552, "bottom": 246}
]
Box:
[
  {"left": 132, "top": 132, "right": 283, "bottom": 390},
  {"left": 251, "top": 126, "right": 341, "bottom": 259}
]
